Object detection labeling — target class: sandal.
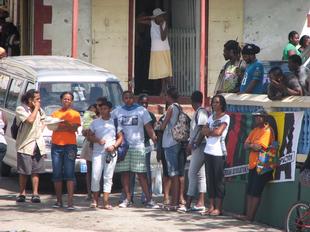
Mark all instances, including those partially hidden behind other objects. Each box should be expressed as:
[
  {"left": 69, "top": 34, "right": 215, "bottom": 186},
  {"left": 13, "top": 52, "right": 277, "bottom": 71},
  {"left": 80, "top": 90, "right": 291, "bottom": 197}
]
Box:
[
  {"left": 16, "top": 195, "right": 26, "bottom": 203},
  {"left": 90, "top": 202, "right": 98, "bottom": 208},
  {"left": 31, "top": 195, "right": 41, "bottom": 203},
  {"left": 102, "top": 204, "right": 113, "bottom": 210},
  {"left": 52, "top": 202, "right": 63, "bottom": 208},
  {"left": 209, "top": 209, "right": 223, "bottom": 216},
  {"left": 200, "top": 208, "right": 213, "bottom": 216}
]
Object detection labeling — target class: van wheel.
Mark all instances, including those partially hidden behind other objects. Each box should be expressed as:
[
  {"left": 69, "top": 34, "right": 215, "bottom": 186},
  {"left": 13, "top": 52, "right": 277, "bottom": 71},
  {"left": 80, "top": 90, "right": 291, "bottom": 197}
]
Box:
[{"left": 1, "top": 161, "right": 11, "bottom": 177}]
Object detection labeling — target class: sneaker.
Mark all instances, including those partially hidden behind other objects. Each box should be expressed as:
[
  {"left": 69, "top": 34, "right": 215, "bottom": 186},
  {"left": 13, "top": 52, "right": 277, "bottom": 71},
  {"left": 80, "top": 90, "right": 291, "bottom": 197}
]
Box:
[
  {"left": 190, "top": 205, "right": 205, "bottom": 212},
  {"left": 177, "top": 205, "right": 189, "bottom": 213},
  {"left": 145, "top": 199, "right": 160, "bottom": 209},
  {"left": 119, "top": 199, "right": 131, "bottom": 208},
  {"left": 16, "top": 195, "right": 26, "bottom": 203}
]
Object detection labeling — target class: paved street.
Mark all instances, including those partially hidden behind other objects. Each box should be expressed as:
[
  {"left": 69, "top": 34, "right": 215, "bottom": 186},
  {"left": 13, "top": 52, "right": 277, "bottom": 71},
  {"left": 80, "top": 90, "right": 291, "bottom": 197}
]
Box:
[{"left": 0, "top": 175, "right": 282, "bottom": 232}]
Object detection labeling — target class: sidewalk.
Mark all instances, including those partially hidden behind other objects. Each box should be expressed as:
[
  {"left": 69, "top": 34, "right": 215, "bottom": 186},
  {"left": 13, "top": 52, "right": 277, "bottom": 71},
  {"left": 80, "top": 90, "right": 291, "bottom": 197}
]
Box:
[{"left": 0, "top": 176, "right": 282, "bottom": 232}]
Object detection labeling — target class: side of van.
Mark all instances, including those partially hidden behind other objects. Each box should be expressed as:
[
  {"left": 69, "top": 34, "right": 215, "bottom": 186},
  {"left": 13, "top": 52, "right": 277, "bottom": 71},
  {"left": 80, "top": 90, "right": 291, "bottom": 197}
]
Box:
[{"left": 0, "top": 56, "right": 123, "bottom": 176}]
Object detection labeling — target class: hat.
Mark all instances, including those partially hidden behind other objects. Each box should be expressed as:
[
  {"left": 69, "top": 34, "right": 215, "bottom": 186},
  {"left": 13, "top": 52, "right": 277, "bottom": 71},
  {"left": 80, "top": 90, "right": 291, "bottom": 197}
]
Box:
[
  {"left": 152, "top": 8, "right": 166, "bottom": 17},
  {"left": 252, "top": 109, "right": 268, "bottom": 116},
  {"left": 242, "top": 43, "right": 260, "bottom": 55}
]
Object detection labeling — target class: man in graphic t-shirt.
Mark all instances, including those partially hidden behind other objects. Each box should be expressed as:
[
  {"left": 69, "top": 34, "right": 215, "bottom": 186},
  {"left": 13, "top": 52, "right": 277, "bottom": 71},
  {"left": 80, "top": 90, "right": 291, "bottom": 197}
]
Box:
[{"left": 112, "top": 91, "right": 158, "bottom": 208}]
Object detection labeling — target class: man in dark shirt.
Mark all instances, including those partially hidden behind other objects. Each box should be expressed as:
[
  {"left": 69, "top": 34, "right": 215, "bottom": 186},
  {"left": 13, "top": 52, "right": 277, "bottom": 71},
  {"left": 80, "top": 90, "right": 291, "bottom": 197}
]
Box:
[{"left": 267, "top": 66, "right": 303, "bottom": 100}]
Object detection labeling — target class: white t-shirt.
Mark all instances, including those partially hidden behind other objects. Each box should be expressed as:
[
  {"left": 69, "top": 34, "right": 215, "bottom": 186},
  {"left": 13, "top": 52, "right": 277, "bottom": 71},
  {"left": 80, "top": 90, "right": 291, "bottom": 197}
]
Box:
[
  {"left": 89, "top": 117, "right": 121, "bottom": 154},
  {"left": 189, "top": 107, "right": 209, "bottom": 144},
  {"left": 150, "top": 20, "right": 170, "bottom": 51},
  {"left": 204, "top": 114, "right": 230, "bottom": 156},
  {"left": 162, "top": 103, "right": 180, "bottom": 148},
  {"left": 112, "top": 106, "right": 151, "bottom": 148}
]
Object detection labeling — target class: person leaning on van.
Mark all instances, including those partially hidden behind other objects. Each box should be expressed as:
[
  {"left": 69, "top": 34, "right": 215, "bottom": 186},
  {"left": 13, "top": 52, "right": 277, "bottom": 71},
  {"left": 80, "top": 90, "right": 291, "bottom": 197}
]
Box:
[
  {"left": 50, "top": 92, "right": 81, "bottom": 210},
  {"left": 15, "top": 89, "right": 46, "bottom": 203}
]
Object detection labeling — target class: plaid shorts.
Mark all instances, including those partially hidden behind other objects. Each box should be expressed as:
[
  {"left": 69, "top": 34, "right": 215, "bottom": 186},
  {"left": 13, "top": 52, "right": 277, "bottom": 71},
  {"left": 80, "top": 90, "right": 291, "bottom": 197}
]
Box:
[{"left": 115, "top": 147, "right": 146, "bottom": 173}]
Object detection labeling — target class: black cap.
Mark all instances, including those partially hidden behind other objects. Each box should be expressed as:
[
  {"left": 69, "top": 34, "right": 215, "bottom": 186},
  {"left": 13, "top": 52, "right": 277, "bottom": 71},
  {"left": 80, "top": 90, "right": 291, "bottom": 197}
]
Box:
[{"left": 242, "top": 43, "right": 260, "bottom": 55}]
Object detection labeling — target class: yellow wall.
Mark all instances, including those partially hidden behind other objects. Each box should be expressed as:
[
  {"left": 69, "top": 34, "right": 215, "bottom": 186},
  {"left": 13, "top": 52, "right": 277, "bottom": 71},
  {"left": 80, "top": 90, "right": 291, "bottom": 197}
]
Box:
[
  {"left": 92, "top": 0, "right": 129, "bottom": 89},
  {"left": 208, "top": 0, "right": 243, "bottom": 96}
]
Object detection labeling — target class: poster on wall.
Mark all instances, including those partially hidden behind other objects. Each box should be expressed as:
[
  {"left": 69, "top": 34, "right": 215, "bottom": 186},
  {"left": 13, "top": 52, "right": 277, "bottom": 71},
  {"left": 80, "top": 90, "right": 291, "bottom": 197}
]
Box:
[{"left": 224, "top": 111, "right": 304, "bottom": 183}]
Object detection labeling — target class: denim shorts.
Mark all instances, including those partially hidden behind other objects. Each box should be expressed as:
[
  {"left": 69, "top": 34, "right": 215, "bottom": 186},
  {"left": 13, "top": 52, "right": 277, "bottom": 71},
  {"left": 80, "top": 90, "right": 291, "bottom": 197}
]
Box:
[
  {"left": 51, "top": 144, "right": 77, "bottom": 181},
  {"left": 164, "top": 143, "right": 185, "bottom": 177}
]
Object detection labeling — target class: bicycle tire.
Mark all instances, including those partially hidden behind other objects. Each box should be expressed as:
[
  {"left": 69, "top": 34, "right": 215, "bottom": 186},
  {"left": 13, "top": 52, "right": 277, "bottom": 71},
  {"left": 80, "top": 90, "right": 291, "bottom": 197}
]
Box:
[{"left": 285, "top": 201, "right": 310, "bottom": 232}]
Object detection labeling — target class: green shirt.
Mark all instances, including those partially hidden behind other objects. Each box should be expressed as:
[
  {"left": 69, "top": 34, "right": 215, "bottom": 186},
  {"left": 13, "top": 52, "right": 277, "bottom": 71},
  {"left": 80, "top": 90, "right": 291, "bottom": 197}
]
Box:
[{"left": 282, "top": 42, "right": 301, "bottom": 60}]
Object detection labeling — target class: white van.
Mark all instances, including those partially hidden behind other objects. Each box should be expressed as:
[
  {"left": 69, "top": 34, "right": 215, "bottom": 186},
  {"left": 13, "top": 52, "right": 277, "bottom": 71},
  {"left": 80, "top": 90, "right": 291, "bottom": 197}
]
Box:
[{"left": 0, "top": 56, "right": 123, "bottom": 176}]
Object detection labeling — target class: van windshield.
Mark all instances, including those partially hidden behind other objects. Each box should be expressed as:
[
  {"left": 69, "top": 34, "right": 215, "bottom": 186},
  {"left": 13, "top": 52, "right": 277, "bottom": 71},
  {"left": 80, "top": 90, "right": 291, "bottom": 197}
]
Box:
[{"left": 39, "top": 82, "right": 123, "bottom": 115}]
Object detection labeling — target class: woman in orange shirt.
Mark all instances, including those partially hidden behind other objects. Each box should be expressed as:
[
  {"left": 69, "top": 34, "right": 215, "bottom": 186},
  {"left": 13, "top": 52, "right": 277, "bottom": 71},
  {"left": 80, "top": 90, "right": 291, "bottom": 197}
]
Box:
[
  {"left": 243, "top": 109, "right": 275, "bottom": 221},
  {"left": 51, "top": 92, "right": 81, "bottom": 210}
]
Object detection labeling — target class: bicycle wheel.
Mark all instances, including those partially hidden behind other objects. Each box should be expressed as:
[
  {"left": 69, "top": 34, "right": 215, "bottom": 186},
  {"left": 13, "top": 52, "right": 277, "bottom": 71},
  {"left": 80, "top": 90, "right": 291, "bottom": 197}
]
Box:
[{"left": 285, "top": 201, "right": 310, "bottom": 232}]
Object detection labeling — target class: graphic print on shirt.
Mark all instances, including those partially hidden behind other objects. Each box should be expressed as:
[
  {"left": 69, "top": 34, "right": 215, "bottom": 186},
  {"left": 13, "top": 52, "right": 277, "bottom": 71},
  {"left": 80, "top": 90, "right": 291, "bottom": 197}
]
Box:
[
  {"left": 210, "top": 119, "right": 222, "bottom": 129},
  {"left": 120, "top": 115, "right": 138, "bottom": 126}
]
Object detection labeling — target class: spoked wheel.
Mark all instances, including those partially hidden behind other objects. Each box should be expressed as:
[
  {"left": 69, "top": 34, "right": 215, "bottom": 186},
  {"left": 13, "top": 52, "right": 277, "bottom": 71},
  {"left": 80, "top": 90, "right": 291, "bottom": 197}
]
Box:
[{"left": 285, "top": 201, "right": 310, "bottom": 232}]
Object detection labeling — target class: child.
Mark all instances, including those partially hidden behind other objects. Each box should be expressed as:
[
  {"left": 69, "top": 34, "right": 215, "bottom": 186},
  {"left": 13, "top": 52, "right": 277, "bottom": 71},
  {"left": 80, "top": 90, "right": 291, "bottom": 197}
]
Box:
[{"left": 81, "top": 104, "right": 98, "bottom": 200}]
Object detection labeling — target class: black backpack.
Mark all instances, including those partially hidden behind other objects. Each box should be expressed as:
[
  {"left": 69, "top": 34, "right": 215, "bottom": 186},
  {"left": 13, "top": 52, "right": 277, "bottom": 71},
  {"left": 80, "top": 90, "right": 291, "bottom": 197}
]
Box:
[{"left": 10, "top": 116, "right": 22, "bottom": 140}]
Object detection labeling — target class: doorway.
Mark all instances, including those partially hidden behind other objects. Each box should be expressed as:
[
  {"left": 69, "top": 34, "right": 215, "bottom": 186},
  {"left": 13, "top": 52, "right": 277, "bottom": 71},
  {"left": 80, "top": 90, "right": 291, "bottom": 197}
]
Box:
[{"left": 134, "top": 0, "right": 200, "bottom": 96}]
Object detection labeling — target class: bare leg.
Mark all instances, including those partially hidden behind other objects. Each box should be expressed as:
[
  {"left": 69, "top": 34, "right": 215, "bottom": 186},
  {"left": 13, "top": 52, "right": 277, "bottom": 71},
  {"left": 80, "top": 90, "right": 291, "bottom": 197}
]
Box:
[
  {"left": 121, "top": 172, "right": 131, "bottom": 201},
  {"left": 246, "top": 196, "right": 261, "bottom": 221},
  {"left": 31, "top": 174, "right": 39, "bottom": 195},
  {"left": 208, "top": 198, "right": 215, "bottom": 213},
  {"left": 137, "top": 173, "right": 151, "bottom": 202},
  {"left": 170, "top": 176, "right": 179, "bottom": 206},
  {"left": 163, "top": 176, "right": 171, "bottom": 204},
  {"left": 210, "top": 198, "right": 223, "bottom": 215},
  {"left": 103, "top": 192, "right": 110, "bottom": 207},
  {"left": 179, "top": 176, "right": 185, "bottom": 205},
  {"left": 92, "top": 192, "right": 99, "bottom": 207},
  {"left": 196, "top": 192, "right": 205, "bottom": 207},
  {"left": 67, "top": 180, "right": 74, "bottom": 207},
  {"left": 54, "top": 181, "right": 63, "bottom": 204},
  {"left": 19, "top": 174, "right": 28, "bottom": 196}
]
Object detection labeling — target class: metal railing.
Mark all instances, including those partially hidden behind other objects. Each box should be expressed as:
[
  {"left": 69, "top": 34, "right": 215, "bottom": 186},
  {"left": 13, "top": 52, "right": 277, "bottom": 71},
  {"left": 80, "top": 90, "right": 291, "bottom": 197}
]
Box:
[{"left": 169, "top": 28, "right": 198, "bottom": 96}]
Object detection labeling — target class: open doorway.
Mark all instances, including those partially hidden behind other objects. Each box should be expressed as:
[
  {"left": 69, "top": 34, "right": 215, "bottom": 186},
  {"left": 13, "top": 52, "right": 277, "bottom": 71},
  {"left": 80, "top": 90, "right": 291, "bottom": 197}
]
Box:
[
  {"left": 134, "top": 0, "right": 166, "bottom": 95},
  {"left": 134, "top": 0, "right": 200, "bottom": 97}
]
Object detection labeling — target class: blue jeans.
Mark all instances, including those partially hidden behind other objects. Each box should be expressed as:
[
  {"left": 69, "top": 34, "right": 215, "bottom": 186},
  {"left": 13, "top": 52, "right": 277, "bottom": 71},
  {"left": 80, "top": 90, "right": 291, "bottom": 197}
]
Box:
[
  {"left": 51, "top": 144, "right": 77, "bottom": 181},
  {"left": 164, "top": 143, "right": 183, "bottom": 177}
]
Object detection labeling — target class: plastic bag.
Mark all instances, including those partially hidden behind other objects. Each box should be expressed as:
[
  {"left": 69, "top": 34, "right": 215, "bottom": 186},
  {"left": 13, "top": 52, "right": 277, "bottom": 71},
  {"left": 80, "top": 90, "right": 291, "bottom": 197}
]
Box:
[{"left": 152, "top": 163, "right": 162, "bottom": 195}]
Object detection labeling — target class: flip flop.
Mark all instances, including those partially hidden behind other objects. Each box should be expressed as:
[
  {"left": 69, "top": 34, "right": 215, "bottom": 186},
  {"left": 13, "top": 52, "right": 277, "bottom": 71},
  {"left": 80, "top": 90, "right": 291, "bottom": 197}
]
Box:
[
  {"left": 90, "top": 202, "right": 98, "bottom": 208},
  {"left": 209, "top": 210, "right": 223, "bottom": 216},
  {"left": 16, "top": 195, "right": 26, "bottom": 203},
  {"left": 102, "top": 204, "right": 113, "bottom": 210},
  {"left": 31, "top": 195, "right": 41, "bottom": 203}
]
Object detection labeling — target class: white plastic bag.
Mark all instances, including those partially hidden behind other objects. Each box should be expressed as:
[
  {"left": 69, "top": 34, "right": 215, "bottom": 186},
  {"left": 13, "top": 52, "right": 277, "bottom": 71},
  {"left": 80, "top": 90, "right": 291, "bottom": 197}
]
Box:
[{"left": 152, "top": 163, "right": 162, "bottom": 195}]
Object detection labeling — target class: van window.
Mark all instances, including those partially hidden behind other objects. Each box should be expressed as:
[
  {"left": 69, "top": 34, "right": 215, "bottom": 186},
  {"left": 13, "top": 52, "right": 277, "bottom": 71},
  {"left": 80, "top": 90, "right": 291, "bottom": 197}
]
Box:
[
  {"left": 26, "top": 82, "right": 35, "bottom": 92},
  {"left": 39, "top": 82, "right": 123, "bottom": 114},
  {"left": 6, "top": 78, "right": 23, "bottom": 111},
  {"left": 0, "top": 74, "right": 10, "bottom": 107}
]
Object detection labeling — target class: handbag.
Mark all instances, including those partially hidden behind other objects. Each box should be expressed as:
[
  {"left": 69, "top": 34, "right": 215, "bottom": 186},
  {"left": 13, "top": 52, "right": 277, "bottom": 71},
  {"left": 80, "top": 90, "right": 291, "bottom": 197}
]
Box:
[
  {"left": 256, "top": 141, "right": 278, "bottom": 175},
  {"left": 113, "top": 118, "right": 129, "bottom": 162}
]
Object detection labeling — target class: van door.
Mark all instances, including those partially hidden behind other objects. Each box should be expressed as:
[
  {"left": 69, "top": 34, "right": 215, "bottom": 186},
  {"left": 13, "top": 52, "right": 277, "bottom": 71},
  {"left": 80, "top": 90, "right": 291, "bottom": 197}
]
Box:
[{"left": 3, "top": 76, "right": 26, "bottom": 169}]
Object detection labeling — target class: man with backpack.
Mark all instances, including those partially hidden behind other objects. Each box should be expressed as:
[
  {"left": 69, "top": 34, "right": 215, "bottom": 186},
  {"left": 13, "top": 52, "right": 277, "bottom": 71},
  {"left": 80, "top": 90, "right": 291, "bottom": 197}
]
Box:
[
  {"left": 160, "top": 87, "right": 190, "bottom": 210},
  {"left": 15, "top": 89, "right": 46, "bottom": 203}
]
